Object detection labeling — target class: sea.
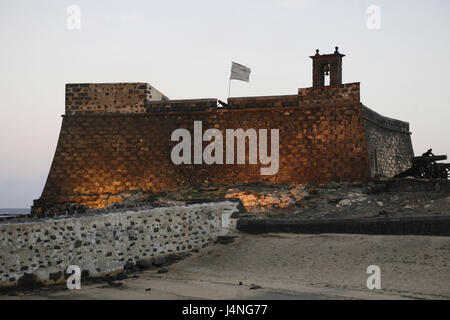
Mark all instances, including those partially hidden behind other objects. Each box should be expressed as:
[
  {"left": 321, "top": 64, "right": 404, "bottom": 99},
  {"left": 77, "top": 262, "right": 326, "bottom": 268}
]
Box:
[{"left": 0, "top": 208, "right": 30, "bottom": 218}]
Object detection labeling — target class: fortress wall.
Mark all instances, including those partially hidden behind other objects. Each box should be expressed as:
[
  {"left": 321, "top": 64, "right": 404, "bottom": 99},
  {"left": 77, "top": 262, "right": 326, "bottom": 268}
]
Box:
[
  {"left": 65, "top": 83, "right": 169, "bottom": 115},
  {"left": 33, "top": 81, "right": 414, "bottom": 214},
  {"left": 145, "top": 98, "right": 218, "bottom": 112},
  {"left": 227, "top": 83, "right": 360, "bottom": 110},
  {"left": 0, "top": 201, "right": 239, "bottom": 287},
  {"left": 227, "top": 95, "right": 299, "bottom": 109},
  {"left": 362, "top": 106, "right": 414, "bottom": 177},
  {"left": 35, "top": 102, "right": 371, "bottom": 212},
  {"left": 298, "top": 82, "right": 360, "bottom": 105}
]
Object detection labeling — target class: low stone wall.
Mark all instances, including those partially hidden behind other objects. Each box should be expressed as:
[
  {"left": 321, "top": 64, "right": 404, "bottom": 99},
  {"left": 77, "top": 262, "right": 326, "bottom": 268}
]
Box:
[
  {"left": 237, "top": 216, "right": 450, "bottom": 236},
  {"left": 0, "top": 201, "right": 240, "bottom": 287},
  {"left": 386, "top": 178, "right": 450, "bottom": 193}
]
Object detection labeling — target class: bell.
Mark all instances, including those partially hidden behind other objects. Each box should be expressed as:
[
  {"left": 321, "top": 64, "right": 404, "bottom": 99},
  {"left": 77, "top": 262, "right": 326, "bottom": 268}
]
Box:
[{"left": 323, "top": 64, "right": 331, "bottom": 76}]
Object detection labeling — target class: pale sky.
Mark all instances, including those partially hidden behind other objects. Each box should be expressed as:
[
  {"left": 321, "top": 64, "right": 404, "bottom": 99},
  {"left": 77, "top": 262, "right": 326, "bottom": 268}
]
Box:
[{"left": 0, "top": 0, "right": 449, "bottom": 208}]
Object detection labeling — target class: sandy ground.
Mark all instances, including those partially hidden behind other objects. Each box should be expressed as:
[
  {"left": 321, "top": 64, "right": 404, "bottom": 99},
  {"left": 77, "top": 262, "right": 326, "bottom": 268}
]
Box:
[{"left": 2, "top": 233, "right": 449, "bottom": 300}]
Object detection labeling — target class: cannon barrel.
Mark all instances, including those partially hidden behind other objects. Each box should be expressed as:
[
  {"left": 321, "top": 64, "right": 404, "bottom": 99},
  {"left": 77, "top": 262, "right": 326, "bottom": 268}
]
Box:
[
  {"left": 412, "top": 155, "right": 447, "bottom": 162},
  {"left": 395, "top": 149, "right": 449, "bottom": 179}
]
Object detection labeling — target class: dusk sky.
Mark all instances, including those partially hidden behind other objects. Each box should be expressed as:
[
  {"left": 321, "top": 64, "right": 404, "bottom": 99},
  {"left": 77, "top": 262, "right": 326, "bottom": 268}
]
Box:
[{"left": 1, "top": 0, "right": 449, "bottom": 208}]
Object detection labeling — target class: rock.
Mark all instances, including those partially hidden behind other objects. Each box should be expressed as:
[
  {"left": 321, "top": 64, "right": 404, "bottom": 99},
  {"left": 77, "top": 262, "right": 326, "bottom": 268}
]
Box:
[
  {"left": 116, "top": 273, "right": 127, "bottom": 280},
  {"left": 378, "top": 210, "right": 391, "bottom": 217},
  {"left": 280, "top": 196, "right": 294, "bottom": 203},
  {"left": 242, "top": 194, "right": 258, "bottom": 202},
  {"left": 279, "top": 202, "right": 293, "bottom": 209},
  {"left": 366, "top": 183, "right": 387, "bottom": 195},
  {"left": 136, "top": 259, "right": 154, "bottom": 269},
  {"left": 214, "top": 236, "right": 237, "bottom": 244},
  {"left": 327, "top": 197, "right": 343, "bottom": 204},
  {"left": 152, "top": 256, "right": 168, "bottom": 267},
  {"left": 308, "top": 188, "right": 320, "bottom": 195},
  {"left": 49, "top": 271, "right": 63, "bottom": 282},
  {"left": 336, "top": 199, "right": 352, "bottom": 208},
  {"left": 81, "top": 269, "right": 89, "bottom": 279},
  {"left": 17, "top": 273, "right": 42, "bottom": 290},
  {"left": 103, "top": 275, "right": 116, "bottom": 283},
  {"left": 348, "top": 192, "right": 367, "bottom": 202},
  {"left": 145, "top": 288, "right": 152, "bottom": 291},
  {"left": 351, "top": 182, "right": 364, "bottom": 187},
  {"left": 265, "top": 197, "right": 281, "bottom": 205},
  {"left": 326, "top": 182, "right": 341, "bottom": 189},
  {"left": 157, "top": 268, "right": 169, "bottom": 274},
  {"left": 178, "top": 252, "right": 192, "bottom": 259},
  {"left": 107, "top": 281, "right": 123, "bottom": 288},
  {"left": 199, "top": 186, "right": 219, "bottom": 192},
  {"left": 167, "top": 253, "right": 182, "bottom": 262},
  {"left": 377, "top": 201, "right": 384, "bottom": 207},
  {"left": 124, "top": 261, "right": 134, "bottom": 271},
  {"left": 249, "top": 284, "right": 262, "bottom": 290}
]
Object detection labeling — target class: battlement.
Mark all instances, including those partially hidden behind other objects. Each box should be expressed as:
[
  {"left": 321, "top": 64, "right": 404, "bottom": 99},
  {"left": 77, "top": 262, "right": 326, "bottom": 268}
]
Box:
[
  {"left": 145, "top": 98, "right": 217, "bottom": 113},
  {"left": 362, "top": 105, "right": 410, "bottom": 134},
  {"left": 298, "top": 82, "right": 360, "bottom": 105},
  {"left": 226, "top": 82, "right": 360, "bottom": 110},
  {"left": 65, "top": 82, "right": 169, "bottom": 115},
  {"left": 65, "top": 82, "right": 361, "bottom": 115},
  {"left": 227, "top": 95, "right": 298, "bottom": 109}
]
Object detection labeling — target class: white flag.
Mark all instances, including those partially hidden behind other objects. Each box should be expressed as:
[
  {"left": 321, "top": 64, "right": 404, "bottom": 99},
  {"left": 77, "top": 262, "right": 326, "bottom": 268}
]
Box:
[{"left": 230, "top": 62, "right": 251, "bottom": 82}]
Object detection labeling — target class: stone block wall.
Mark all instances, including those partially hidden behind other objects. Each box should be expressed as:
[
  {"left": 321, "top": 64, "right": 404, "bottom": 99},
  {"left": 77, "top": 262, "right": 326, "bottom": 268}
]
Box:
[
  {"left": 34, "top": 102, "right": 371, "bottom": 212},
  {"left": 362, "top": 106, "right": 414, "bottom": 177},
  {"left": 227, "top": 95, "right": 298, "bottom": 109},
  {"left": 65, "top": 83, "right": 169, "bottom": 115},
  {"left": 298, "top": 82, "right": 360, "bottom": 105},
  {"left": 145, "top": 99, "right": 218, "bottom": 113},
  {"left": 0, "top": 201, "right": 240, "bottom": 287}
]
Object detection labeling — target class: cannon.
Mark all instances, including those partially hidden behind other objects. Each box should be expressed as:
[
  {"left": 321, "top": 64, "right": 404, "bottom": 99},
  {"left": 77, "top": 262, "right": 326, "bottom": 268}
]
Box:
[{"left": 395, "top": 149, "right": 450, "bottom": 179}]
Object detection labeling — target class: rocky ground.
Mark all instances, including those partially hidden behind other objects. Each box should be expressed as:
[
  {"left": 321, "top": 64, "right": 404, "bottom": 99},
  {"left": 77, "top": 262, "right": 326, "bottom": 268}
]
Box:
[
  {"left": 101, "top": 180, "right": 450, "bottom": 221},
  {"left": 222, "top": 182, "right": 450, "bottom": 220},
  {"left": 13, "top": 179, "right": 447, "bottom": 222}
]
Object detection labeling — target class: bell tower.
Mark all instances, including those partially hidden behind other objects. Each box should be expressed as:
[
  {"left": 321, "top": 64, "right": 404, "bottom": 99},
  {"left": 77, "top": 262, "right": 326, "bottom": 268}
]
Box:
[{"left": 310, "top": 47, "right": 345, "bottom": 87}]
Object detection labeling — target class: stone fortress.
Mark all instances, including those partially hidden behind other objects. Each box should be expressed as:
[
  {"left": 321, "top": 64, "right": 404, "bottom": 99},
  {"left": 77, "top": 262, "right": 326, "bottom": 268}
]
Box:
[{"left": 31, "top": 47, "right": 414, "bottom": 215}]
